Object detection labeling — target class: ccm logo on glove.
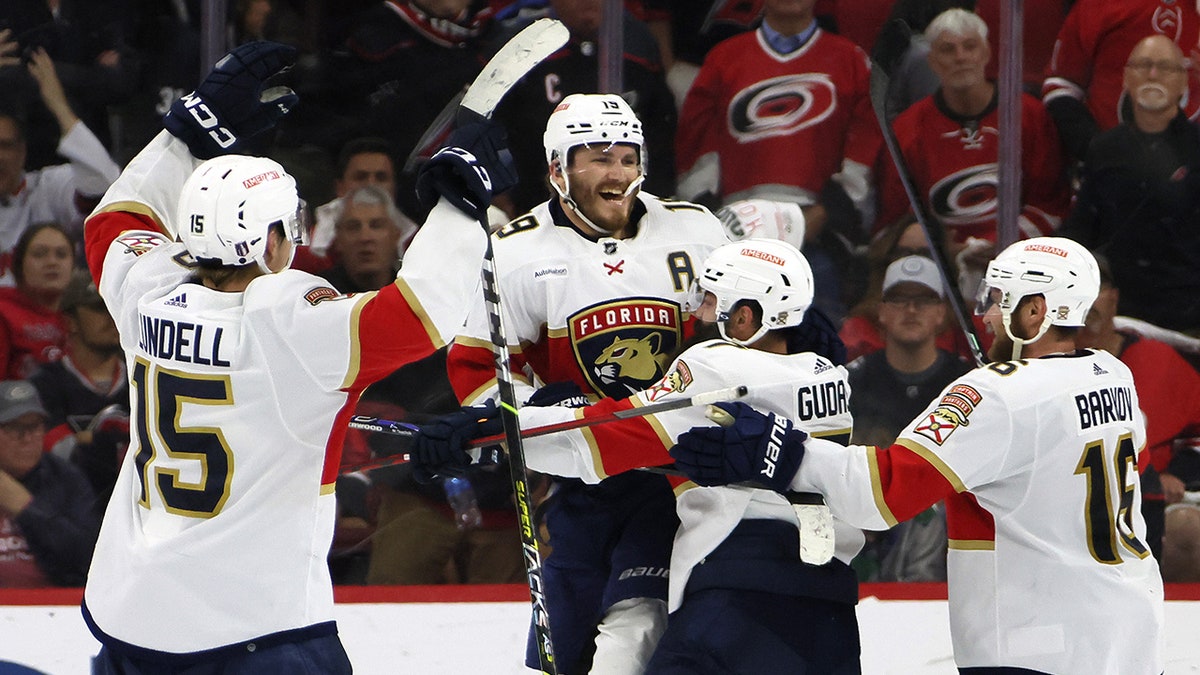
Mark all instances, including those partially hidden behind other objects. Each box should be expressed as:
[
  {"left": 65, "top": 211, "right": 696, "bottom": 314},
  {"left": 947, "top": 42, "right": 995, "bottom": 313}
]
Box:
[{"left": 178, "top": 93, "right": 237, "bottom": 150}]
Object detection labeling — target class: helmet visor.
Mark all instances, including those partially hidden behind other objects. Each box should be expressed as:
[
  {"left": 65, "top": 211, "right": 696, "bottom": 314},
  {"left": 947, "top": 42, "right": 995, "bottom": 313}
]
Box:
[
  {"left": 975, "top": 281, "right": 1005, "bottom": 316},
  {"left": 283, "top": 199, "right": 310, "bottom": 246}
]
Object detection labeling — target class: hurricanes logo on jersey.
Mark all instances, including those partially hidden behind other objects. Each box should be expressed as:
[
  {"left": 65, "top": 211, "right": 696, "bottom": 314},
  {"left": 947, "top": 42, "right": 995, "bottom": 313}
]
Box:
[
  {"left": 728, "top": 74, "right": 837, "bottom": 143},
  {"left": 928, "top": 164, "right": 1000, "bottom": 227},
  {"left": 569, "top": 298, "right": 681, "bottom": 398}
]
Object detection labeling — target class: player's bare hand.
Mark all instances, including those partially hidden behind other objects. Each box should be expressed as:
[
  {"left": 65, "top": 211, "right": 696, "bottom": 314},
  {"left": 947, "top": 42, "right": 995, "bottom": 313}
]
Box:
[{"left": 0, "top": 29, "right": 20, "bottom": 69}]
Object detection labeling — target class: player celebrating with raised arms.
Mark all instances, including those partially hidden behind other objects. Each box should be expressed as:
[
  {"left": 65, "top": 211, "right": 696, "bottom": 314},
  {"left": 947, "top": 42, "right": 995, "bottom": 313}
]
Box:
[
  {"left": 416, "top": 238, "right": 864, "bottom": 673},
  {"left": 79, "top": 41, "right": 511, "bottom": 672},
  {"left": 671, "top": 237, "right": 1164, "bottom": 674}
]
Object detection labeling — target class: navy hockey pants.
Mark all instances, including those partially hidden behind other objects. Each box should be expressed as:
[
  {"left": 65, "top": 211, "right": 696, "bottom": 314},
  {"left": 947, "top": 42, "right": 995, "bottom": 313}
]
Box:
[
  {"left": 91, "top": 632, "right": 351, "bottom": 675},
  {"left": 525, "top": 472, "right": 678, "bottom": 672}
]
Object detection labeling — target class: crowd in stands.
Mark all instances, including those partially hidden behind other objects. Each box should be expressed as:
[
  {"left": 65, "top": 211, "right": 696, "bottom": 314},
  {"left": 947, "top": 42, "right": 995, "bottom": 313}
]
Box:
[{"left": 1, "top": 0, "right": 1199, "bottom": 591}]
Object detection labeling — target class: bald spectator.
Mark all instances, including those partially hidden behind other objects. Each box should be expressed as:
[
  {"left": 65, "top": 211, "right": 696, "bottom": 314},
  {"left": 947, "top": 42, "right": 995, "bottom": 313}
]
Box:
[
  {"left": 1042, "top": 0, "right": 1200, "bottom": 163},
  {"left": 1062, "top": 35, "right": 1200, "bottom": 334}
]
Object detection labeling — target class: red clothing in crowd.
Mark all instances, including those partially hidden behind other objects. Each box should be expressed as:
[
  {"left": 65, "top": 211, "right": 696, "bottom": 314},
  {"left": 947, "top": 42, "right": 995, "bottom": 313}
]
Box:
[{"left": 0, "top": 287, "right": 68, "bottom": 379}]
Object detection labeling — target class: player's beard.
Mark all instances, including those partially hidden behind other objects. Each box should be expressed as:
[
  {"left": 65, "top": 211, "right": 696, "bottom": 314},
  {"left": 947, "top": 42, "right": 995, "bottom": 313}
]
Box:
[
  {"left": 1133, "top": 83, "right": 1172, "bottom": 112},
  {"left": 572, "top": 181, "right": 637, "bottom": 235}
]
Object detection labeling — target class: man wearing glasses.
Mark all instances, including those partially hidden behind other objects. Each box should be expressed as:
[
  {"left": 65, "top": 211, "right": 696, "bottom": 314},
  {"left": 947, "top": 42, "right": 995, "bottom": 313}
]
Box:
[
  {"left": 1062, "top": 34, "right": 1200, "bottom": 336},
  {"left": 0, "top": 380, "right": 98, "bottom": 587}
]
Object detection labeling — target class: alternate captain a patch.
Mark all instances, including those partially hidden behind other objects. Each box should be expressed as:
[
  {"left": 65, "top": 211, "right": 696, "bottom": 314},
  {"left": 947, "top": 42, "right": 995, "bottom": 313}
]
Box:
[
  {"left": 913, "top": 384, "right": 982, "bottom": 446},
  {"left": 569, "top": 298, "right": 682, "bottom": 399}
]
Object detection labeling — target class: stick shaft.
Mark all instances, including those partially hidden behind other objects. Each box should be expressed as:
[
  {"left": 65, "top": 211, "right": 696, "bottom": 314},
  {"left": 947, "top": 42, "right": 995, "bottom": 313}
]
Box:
[
  {"left": 340, "top": 385, "right": 749, "bottom": 474},
  {"left": 869, "top": 63, "right": 988, "bottom": 366}
]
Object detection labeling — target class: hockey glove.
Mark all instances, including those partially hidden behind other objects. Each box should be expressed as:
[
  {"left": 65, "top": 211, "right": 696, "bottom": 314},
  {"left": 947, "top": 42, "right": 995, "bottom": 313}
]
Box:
[
  {"left": 525, "top": 381, "right": 590, "bottom": 409},
  {"left": 669, "top": 401, "right": 807, "bottom": 493},
  {"left": 411, "top": 401, "right": 504, "bottom": 483},
  {"left": 164, "top": 41, "right": 298, "bottom": 159},
  {"left": 415, "top": 109, "right": 518, "bottom": 221},
  {"left": 787, "top": 305, "right": 847, "bottom": 366}
]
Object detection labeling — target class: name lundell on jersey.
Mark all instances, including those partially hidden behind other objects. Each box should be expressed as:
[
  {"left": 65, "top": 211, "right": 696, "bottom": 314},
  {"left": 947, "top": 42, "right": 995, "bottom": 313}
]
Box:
[{"left": 137, "top": 315, "right": 232, "bottom": 367}]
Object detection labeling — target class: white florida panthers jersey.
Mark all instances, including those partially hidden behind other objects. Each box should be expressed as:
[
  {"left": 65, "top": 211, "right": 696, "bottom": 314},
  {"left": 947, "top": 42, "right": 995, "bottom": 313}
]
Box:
[
  {"left": 518, "top": 338, "right": 861, "bottom": 611},
  {"left": 796, "top": 349, "right": 1164, "bottom": 674}
]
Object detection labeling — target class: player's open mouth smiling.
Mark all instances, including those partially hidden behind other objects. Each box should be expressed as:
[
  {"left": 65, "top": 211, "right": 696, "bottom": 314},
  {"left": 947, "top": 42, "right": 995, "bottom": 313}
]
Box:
[{"left": 599, "top": 187, "right": 626, "bottom": 202}]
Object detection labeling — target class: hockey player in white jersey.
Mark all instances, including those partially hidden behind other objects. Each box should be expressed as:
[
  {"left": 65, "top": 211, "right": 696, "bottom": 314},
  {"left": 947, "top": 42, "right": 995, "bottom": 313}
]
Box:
[
  {"left": 442, "top": 93, "right": 729, "bottom": 674},
  {"left": 79, "top": 42, "right": 506, "bottom": 672},
  {"left": 672, "top": 237, "right": 1165, "bottom": 674},
  {"left": 417, "top": 239, "right": 863, "bottom": 673}
]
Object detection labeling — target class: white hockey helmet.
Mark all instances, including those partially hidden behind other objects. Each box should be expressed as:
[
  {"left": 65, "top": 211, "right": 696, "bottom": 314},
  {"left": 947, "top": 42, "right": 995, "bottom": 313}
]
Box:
[
  {"left": 697, "top": 238, "right": 815, "bottom": 346},
  {"left": 978, "top": 236, "right": 1100, "bottom": 357},
  {"left": 176, "top": 155, "right": 306, "bottom": 269},
  {"left": 543, "top": 93, "right": 646, "bottom": 174}
]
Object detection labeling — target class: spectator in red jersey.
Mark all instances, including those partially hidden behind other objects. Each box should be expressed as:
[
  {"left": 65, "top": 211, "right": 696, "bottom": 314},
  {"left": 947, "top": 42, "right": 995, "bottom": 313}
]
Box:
[
  {"left": 0, "top": 223, "right": 74, "bottom": 379},
  {"left": 875, "top": 8, "right": 1069, "bottom": 300},
  {"left": 676, "top": 0, "right": 881, "bottom": 319},
  {"left": 0, "top": 380, "right": 98, "bottom": 587},
  {"left": 1078, "top": 256, "right": 1200, "bottom": 562},
  {"left": 1042, "top": 0, "right": 1200, "bottom": 163}
]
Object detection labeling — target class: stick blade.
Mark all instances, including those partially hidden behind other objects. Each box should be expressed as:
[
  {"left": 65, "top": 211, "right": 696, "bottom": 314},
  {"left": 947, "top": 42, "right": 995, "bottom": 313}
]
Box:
[{"left": 462, "top": 18, "right": 570, "bottom": 118}]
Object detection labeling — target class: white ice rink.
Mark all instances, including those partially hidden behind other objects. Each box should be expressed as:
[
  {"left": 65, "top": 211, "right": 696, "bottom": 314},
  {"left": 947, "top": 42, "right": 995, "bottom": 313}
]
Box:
[{"left": 3, "top": 590, "right": 1199, "bottom": 673}]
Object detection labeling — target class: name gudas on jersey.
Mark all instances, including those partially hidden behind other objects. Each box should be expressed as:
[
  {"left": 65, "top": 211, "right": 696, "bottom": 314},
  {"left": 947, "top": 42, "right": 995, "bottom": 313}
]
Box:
[{"left": 137, "top": 315, "right": 231, "bottom": 367}]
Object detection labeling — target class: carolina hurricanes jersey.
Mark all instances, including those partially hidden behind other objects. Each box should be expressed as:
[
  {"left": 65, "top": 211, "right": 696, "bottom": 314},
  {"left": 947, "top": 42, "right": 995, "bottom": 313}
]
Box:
[
  {"left": 447, "top": 194, "right": 729, "bottom": 406},
  {"left": 796, "top": 350, "right": 1164, "bottom": 674},
  {"left": 80, "top": 133, "right": 485, "bottom": 654},
  {"left": 676, "top": 28, "right": 879, "bottom": 204},
  {"left": 1042, "top": 0, "right": 1200, "bottom": 130},
  {"left": 877, "top": 91, "right": 1069, "bottom": 243},
  {"left": 517, "top": 338, "right": 860, "bottom": 611}
]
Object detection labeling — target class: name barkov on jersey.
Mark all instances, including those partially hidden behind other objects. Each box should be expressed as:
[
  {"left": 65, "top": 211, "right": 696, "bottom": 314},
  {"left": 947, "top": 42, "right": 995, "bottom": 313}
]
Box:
[
  {"left": 137, "top": 315, "right": 231, "bottom": 367},
  {"left": 1075, "top": 385, "right": 1134, "bottom": 430}
]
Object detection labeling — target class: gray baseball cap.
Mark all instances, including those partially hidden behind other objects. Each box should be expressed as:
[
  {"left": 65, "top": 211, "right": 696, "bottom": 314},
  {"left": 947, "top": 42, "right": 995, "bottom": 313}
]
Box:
[
  {"left": 0, "top": 381, "right": 48, "bottom": 425},
  {"left": 882, "top": 255, "right": 945, "bottom": 297}
]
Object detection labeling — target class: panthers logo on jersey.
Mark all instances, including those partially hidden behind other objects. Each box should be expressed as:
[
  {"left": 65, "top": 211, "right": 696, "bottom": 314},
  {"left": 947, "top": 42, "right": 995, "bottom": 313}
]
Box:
[{"left": 569, "top": 298, "right": 682, "bottom": 398}]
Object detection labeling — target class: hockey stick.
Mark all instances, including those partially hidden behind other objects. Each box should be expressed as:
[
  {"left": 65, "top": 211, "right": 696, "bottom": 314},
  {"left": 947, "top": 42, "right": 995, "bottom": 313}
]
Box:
[
  {"left": 868, "top": 60, "right": 988, "bottom": 366},
  {"left": 455, "top": 18, "right": 569, "bottom": 675},
  {"left": 341, "top": 384, "right": 750, "bottom": 474}
]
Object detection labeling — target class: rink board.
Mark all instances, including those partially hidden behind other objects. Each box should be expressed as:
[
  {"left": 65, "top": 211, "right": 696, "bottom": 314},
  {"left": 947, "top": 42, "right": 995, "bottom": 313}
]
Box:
[{"left": 2, "top": 584, "right": 1197, "bottom": 673}]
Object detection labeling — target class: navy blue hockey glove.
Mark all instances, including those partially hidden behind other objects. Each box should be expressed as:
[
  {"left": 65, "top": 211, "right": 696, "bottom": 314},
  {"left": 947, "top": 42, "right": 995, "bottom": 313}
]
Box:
[
  {"left": 787, "top": 305, "right": 847, "bottom": 366},
  {"left": 525, "top": 381, "right": 590, "bottom": 409},
  {"left": 411, "top": 401, "right": 504, "bottom": 483},
  {"left": 164, "top": 41, "right": 298, "bottom": 159},
  {"left": 669, "top": 401, "right": 807, "bottom": 492},
  {"left": 415, "top": 109, "right": 518, "bottom": 220}
]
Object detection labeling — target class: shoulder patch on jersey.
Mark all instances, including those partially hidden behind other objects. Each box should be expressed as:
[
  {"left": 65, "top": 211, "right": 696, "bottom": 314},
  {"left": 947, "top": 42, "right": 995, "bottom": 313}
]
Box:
[
  {"left": 116, "top": 233, "right": 168, "bottom": 256},
  {"left": 304, "top": 286, "right": 341, "bottom": 305},
  {"left": 913, "top": 409, "right": 964, "bottom": 446},
  {"left": 913, "top": 385, "right": 982, "bottom": 445},
  {"left": 643, "top": 359, "right": 693, "bottom": 402}
]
